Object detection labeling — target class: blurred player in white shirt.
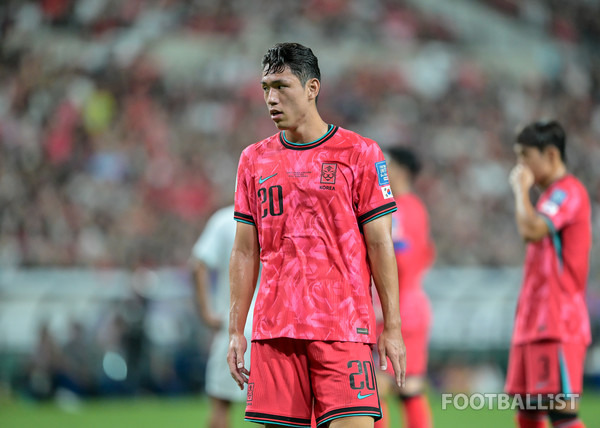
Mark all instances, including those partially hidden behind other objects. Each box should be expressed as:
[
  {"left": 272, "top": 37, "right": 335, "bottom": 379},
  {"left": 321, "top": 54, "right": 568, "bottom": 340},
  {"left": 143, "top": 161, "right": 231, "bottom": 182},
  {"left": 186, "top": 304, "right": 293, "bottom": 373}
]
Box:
[{"left": 191, "top": 204, "right": 255, "bottom": 428}]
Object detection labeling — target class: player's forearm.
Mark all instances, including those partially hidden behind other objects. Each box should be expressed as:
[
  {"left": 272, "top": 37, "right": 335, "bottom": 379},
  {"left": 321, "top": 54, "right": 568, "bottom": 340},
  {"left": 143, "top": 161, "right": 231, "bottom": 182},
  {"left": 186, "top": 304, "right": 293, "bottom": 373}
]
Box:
[
  {"left": 229, "top": 248, "right": 259, "bottom": 335},
  {"left": 513, "top": 188, "right": 545, "bottom": 240},
  {"left": 193, "top": 263, "right": 212, "bottom": 318},
  {"left": 366, "top": 238, "right": 401, "bottom": 330}
]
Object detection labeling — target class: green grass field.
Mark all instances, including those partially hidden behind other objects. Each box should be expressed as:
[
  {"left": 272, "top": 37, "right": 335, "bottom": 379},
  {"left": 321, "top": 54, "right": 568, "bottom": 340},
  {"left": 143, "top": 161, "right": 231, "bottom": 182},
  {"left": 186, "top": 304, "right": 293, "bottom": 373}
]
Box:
[{"left": 2, "top": 391, "right": 600, "bottom": 427}]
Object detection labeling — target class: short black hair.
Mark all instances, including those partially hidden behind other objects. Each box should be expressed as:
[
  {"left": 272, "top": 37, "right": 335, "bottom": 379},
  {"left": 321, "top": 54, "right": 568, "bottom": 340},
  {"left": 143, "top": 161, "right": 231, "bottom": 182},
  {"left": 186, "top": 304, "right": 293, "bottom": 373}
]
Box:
[
  {"left": 386, "top": 147, "right": 422, "bottom": 180},
  {"left": 262, "top": 42, "right": 321, "bottom": 87},
  {"left": 516, "top": 120, "right": 566, "bottom": 162}
]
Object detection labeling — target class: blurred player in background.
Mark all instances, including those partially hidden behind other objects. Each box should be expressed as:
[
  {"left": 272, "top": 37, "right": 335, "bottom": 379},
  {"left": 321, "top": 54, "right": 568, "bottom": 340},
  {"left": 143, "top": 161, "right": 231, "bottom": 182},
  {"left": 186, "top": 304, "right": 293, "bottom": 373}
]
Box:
[
  {"left": 506, "top": 121, "right": 591, "bottom": 428},
  {"left": 228, "top": 42, "right": 406, "bottom": 428},
  {"left": 374, "top": 148, "right": 434, "bottom": 428},
  {"left": 191, "top": 204, "right": 255, "bottom": 428}
]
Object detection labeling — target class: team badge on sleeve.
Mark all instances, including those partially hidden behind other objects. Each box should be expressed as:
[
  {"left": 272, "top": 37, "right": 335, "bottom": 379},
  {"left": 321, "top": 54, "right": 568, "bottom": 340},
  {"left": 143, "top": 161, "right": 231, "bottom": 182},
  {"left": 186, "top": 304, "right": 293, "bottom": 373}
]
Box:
[
  {"left": 541, "top": 200, "right": 559, "bottom": 216},
  {"left": 374, "top": 161, "right": 389, "bottom": 186},
  {"left": 541, "top": 188, "right": 567, "bottom": 217},
  {"left": 381, "top": 185, "right": 393, "bottom": 199},
  {"left": 550, "top": 189, "right": 567, "bottom": 205}
]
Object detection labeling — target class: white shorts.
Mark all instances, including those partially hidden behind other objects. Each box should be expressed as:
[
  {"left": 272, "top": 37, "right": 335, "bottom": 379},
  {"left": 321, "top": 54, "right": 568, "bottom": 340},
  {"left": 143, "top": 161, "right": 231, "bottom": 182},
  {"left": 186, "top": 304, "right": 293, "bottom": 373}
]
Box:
[{"left": 205, "top": 328, "right": 252, "bottom": 402}]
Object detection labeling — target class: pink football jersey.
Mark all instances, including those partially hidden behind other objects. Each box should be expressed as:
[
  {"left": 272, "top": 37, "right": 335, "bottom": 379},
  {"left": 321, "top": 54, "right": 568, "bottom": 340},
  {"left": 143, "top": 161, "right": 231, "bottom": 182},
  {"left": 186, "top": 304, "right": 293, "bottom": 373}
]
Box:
[
  {"left": 234, "top": 125, "right": 397, "bottom": 343},
  {"left": 512, "top": 174, "right": 591, "bottom": 345},
  {"left": 391, "top": 193, "right": 434, "bottom": 331}
]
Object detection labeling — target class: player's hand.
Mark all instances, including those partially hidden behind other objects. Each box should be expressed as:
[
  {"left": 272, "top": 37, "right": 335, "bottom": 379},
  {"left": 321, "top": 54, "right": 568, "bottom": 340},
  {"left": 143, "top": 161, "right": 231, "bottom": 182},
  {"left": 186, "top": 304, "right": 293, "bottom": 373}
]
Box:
[
  {"left": 377, "top": 325, "right": 406, "bottom": 388},
  {"left": 509, "top": 164, "right": 534, "bottom": 193},
  {"left": 227, "top": 332, "right": 249, "bottom": 390},
  {"left": 201, "top": 312, "right": 223, "bottom": 331}
]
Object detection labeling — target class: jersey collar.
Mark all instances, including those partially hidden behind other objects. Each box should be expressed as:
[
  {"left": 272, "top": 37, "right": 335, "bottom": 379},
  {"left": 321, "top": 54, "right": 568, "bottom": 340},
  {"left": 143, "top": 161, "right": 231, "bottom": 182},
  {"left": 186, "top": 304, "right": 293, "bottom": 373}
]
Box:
[{"left": 279, "top": 124, "right": 338, "bottom": 150}]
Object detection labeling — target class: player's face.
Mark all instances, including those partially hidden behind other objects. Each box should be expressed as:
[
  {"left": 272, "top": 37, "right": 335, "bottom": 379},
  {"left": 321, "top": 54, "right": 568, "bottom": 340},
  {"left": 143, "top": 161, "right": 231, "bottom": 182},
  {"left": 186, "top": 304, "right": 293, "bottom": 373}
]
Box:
[
  {"left": 513, "top": 144, "right": 553, "bottom": 184},
  {"left": 261, "top": 66, "right": 311, "bottom": 130}
]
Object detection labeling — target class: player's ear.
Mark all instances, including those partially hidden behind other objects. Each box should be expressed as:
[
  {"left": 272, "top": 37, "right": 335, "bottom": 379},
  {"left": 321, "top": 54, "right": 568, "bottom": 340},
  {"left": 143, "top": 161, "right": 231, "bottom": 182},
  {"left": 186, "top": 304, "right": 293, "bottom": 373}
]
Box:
[
  {"left": 544, "top": 145, "right": 560, "bottom": 164},
  {"left": 306, "top": 78, "right": 320, "bottom": 102}
]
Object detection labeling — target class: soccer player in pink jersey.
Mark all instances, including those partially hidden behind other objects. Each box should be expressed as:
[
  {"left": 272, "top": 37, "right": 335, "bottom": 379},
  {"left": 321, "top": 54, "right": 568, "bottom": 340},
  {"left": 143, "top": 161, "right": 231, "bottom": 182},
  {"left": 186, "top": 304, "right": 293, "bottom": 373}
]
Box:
[
  {"left": 505, "top": 121, "right": 591, "bottom": 428},
  {"left": 374, "top": 147, "right": 434, "bottom": 428},
  {"left": 227, "top": 42, "right": 406, "bottom": 428}
]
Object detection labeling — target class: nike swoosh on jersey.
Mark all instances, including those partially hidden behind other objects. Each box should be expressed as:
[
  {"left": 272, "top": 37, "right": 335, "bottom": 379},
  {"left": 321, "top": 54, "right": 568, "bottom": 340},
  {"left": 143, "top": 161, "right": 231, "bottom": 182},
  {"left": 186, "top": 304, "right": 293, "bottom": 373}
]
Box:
[
  {"left": 357, "top": 392, "right": 374, "bottom": 400},
  {"left": 258, "top": 173, "right": 278, "bottom": 184}
]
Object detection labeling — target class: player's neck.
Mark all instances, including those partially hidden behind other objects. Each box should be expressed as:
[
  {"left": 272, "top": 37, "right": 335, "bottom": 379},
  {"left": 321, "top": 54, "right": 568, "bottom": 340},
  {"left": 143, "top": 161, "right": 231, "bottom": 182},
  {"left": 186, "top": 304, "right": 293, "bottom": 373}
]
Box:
[
  {"left": 539, "top": 165, "right": 567, "bottom": 190},
  {"left": 393, "top": 183, "right": 411, "bottom": 196},
  {"left": 282, "top": 114, "right": 328, "bottom": 144}
]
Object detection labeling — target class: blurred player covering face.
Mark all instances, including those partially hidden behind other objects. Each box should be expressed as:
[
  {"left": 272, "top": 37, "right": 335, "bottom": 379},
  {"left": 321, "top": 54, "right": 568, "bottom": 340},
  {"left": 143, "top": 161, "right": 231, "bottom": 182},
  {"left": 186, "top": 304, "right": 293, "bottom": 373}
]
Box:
[
  {"left": 512, "top": 121, "right": 567, "bottom": 188},
  {"left": 261, "top": 43, "right": 322, "bottom": 133},
  {"left": 506, "top": 120, "right": 591, "bottom": 428}
]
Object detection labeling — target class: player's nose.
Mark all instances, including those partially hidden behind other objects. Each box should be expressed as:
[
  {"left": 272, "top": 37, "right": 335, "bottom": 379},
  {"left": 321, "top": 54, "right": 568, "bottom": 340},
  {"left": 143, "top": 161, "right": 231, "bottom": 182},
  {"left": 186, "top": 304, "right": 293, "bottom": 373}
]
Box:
[{"left": 266, "top": 89, "right": 278, "bottom": 105}]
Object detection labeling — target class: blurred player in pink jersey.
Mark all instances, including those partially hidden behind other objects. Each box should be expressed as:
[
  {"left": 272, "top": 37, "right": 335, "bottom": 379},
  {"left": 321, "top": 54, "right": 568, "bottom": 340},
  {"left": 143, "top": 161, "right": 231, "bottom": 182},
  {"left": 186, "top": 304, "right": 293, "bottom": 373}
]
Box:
[
  {"left": 374, "top": 147, "right": 434, "bottom": 428},
  {"left": 505, "top": 121, "right": 591, "bottom": 428},
  {"left": 228, "top": 42, "right": 406, "bottom": 428}
]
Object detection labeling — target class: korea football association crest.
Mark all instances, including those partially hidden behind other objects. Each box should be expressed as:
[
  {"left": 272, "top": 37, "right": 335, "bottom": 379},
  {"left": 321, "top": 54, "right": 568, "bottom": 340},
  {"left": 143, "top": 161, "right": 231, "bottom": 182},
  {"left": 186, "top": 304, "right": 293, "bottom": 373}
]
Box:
[
  {"left": 319, "top": 162, "right": 337, "bottom": 190},
  {"left": 320, "top": 163, "right": 337, "bottom": 184}
]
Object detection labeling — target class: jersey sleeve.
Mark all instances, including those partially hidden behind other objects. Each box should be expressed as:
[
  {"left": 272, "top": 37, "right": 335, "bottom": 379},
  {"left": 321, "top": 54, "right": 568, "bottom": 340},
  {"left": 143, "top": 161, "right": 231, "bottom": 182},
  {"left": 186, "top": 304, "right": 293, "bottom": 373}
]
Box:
[
  {"left": 192, "top": 212, "right": 224, "bottom": 269},
  {"left": 354, "top": 141, "right": 397, "bottom": 227},
  {"left": 538, "top": 186, "right": 581, "bottom": 233},
  {"left": 233, "top": 149, "right": 256, "bottom": 226}
]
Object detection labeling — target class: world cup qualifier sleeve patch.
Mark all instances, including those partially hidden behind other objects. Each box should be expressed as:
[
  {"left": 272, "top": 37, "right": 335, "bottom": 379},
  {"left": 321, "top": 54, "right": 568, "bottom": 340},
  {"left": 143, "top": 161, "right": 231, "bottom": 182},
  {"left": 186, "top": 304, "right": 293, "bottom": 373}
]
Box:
[
  {"left": 375, "top": 161, "right": 389, "bottom": 186},
  {"left": 541, "top": 188, "right": 568, "bottom": 217},
  {"left": 550, "top": 189, "right": 567, "bottom": 205}
]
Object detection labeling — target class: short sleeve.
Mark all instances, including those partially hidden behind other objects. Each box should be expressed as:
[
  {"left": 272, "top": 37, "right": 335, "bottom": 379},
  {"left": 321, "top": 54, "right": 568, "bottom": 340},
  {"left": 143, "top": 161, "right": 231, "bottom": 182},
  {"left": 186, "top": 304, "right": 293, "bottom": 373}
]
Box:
[
  {"left": 192, "top": 212, "right": 225, "bottom": 269},
  {"left": 538, "top": 186, "right": 581, "bottom": 233},
  {"left": 233, "top": 149, "right": 256, "bottom": 226},
  {"left": 354, "top": 141, "right": 397, "bottom": 226}
]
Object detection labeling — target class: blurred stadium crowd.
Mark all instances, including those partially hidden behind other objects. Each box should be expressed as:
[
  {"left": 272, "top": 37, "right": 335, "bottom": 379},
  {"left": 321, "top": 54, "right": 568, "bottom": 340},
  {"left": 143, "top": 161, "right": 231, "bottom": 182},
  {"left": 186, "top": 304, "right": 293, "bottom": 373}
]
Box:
[
  {"left": 1, "top": 0, "right": 599, "bottom": 268},
  {"left": 1, "top": 0, "right": 600, "bottom": 400},
  {"left": 13, "top": 280, "right": 206, "bottom": 400}
]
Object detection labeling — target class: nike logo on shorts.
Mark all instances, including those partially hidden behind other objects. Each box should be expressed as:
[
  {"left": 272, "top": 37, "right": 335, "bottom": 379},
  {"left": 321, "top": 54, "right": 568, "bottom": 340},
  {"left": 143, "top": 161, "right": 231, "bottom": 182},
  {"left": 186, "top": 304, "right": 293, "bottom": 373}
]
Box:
[
  {"left": 259, "top": 173, "right": 277, "bottom": 184},
  {"left": 357, "top": 392, "right": 374, "bottom": 400}
]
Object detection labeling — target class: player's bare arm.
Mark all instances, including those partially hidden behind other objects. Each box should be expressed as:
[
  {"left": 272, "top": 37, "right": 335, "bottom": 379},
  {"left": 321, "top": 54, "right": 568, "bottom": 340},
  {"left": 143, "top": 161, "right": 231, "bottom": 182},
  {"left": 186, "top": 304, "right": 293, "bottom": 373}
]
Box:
[
  {"left": 191, "top": 260, "right": 223, "bottom": 330},
  {"left": 509, "top": 164, "right": 549, "bottom": 242},
  {"left": 228, "top": 221, "right": 260, "bottom": 389},
  {"left": 363, "top": 214, "right": 406, "bottom": 388}
]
